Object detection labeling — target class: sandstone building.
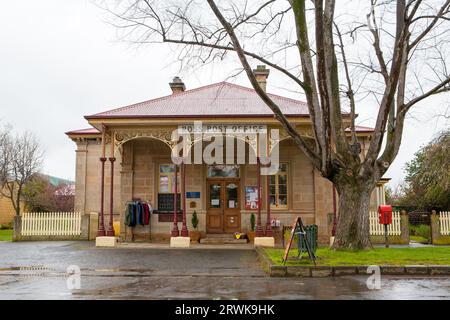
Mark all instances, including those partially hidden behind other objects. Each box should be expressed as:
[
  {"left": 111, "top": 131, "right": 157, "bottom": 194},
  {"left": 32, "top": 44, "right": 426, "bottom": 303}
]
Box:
[{"left": 67, "top": 67, "right": 387, "bottom": 244}]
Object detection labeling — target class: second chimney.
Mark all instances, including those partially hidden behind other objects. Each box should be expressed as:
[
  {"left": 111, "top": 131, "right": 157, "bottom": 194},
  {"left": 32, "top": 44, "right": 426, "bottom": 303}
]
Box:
[
  {"left": 253, "top": 65, "right": 270, "bottom": 92},
  {"left": 169, "top": 76, "right": 186, "bottom": 94}
]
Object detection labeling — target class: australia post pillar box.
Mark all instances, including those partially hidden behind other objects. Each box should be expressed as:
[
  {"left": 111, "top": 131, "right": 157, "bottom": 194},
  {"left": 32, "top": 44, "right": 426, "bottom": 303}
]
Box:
[{"left": 378, "top": 205, "right": 393, "bottom": 225}]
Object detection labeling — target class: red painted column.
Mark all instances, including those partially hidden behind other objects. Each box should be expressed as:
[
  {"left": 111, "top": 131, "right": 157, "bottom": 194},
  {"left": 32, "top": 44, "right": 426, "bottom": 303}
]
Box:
[
  {"left": 171, "top": 164, "right": 180, "bottom": 237},
  {"left": 106, "top": 137, "right": 116, "bottom": 236},
  {"left": 265, "top": 174, "right": 273, "bottom": 236},
  {"left": 256, "top": 157, "right": 264, "bottom": 237},
  {"left": 180, "top": 162, "right": 189, "bottom": 237},
  {"left": 97, "top": 128, "right": 106, "bottom": 237}
]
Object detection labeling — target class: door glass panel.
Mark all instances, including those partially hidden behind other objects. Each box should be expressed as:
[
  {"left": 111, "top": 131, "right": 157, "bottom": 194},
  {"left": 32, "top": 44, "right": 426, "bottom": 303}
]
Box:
[
  {"left": 209, "top": 184, "right": 221, "bottom": 208},
  {"left": 226, "top": 183, "right": 238, "bottom": 209}
]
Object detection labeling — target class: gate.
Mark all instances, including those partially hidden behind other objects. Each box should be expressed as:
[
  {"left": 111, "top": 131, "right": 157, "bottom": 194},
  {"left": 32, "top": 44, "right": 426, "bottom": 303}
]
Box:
[{"left": 408, "top": 211, "right": 432, "bottom": 244}]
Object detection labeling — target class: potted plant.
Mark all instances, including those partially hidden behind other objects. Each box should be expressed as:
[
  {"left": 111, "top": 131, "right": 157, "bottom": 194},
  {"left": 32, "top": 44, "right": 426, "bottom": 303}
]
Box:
[
  {"left": 189, "top": 211, "right": 201, "bottom": 243},
  {"left": 247, "top": 213, "right": 256, "bottom": 243}
]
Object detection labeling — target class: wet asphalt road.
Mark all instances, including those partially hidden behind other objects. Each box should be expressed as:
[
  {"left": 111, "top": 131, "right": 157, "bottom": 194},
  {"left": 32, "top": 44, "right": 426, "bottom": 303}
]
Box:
[{"left": 0, "top": 241, "right": 449, "bottom": 300}]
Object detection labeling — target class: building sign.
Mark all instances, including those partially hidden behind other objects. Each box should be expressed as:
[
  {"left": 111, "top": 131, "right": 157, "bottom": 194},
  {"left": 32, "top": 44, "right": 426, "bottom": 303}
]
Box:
[
  {"left": 179, "top": 123, "right": 267, "bottom": 134},
  {"left": 186, "top": 192, "right": 200, "bottom": 199}
]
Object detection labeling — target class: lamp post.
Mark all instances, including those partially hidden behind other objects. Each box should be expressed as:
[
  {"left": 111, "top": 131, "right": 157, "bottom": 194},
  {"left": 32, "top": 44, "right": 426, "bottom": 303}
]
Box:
[
  {"left": 98, "top": 126, "right": 106, "bottom": 237},
  {"left": 256, "top": 157, "right": 264, "bottom": 237},
  {"left": 180, "top": 161, "right": 189, "bottom": 237},
  {"left": 171, "top": 164, "right": 180, "bottom": 237},
  {"left": 106, "top": 134, "right": 115, "bottom": 237},
  {"left": 265, "top": 173, "right": 273, "bottom": 236}
]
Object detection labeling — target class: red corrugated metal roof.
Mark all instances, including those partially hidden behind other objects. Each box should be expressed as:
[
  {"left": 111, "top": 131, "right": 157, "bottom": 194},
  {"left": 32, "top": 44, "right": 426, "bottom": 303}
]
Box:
[
  {"left": 65, "top": 127, "right": 100, "bottom": 135},
  {"left": 85, "top": 82, "right": 310, "bottom": 119}
]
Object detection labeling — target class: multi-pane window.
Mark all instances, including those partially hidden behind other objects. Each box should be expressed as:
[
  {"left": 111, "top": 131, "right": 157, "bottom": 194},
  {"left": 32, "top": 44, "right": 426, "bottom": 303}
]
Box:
[
  {"left": 159, "top": 164, "right": 180, "bottom": 193},
  {"left": 269, "top": 163, "right": 288, "bottom": 209}
]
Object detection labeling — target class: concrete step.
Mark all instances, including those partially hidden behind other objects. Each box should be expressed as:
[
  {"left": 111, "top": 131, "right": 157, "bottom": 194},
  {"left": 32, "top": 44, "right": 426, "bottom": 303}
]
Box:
[
  {"left": 199, "top": 238, "right": 248, "bottom": 245},
  {"left": 204, "top": 233, "right": 236, "bottom": 239}
]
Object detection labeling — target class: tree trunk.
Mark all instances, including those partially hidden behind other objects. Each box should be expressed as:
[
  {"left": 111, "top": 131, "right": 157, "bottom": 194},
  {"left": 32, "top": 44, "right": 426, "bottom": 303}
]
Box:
[{"left": 332, "top": 180, "right": 374, "bottom": 250}]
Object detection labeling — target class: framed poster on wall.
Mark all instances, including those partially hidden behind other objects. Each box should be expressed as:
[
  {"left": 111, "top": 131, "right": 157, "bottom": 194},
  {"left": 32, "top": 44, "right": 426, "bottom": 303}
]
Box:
[{"left": 245, "top": 186, "right": 260, "bottom": 210}]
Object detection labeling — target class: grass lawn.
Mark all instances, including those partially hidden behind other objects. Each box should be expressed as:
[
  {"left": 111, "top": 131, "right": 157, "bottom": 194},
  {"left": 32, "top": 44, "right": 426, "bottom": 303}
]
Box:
[
  {"left": 0, "top": 230, "right": 13, "bottom": 242},
  {"left": 265, "top": 247, "right": 450, "bottom": 266}
]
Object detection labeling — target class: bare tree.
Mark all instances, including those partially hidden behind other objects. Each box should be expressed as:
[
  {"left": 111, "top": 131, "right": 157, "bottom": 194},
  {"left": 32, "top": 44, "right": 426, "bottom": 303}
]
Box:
[
  {"left": 103, "top": 0, "right": 450, "bottom": 249},
  {"left": 0, "top": 125, "right": 12, "bottom": 186},
  {"left": 0, "top": 132, "right": 43, "bottom": 216}
]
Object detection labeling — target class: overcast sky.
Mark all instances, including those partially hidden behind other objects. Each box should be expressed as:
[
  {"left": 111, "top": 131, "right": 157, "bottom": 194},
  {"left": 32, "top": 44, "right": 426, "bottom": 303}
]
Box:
[{"left": 1, "top": 0, "right": 448, "bottom": 187}]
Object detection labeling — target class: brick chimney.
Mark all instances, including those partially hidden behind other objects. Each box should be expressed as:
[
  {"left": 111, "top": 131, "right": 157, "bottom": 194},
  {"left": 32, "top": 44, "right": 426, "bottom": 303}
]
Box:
[
  {"left": 169, "top": 76, "right": 186, "bottom": 94},
  {"left": 253, "top": 65, "right": 270, "bottom": 92}
]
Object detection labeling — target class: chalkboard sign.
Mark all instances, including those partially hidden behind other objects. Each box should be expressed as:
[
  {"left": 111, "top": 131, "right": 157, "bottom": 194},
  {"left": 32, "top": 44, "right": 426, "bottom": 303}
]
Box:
[{"left": 282, "top": 216, "right": 316, "bottom": 265}]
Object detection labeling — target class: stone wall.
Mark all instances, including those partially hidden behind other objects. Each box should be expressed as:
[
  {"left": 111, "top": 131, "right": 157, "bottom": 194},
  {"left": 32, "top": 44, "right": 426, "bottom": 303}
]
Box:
[{"left": 0, "top": 194, "right": 15, "bottom": 225}]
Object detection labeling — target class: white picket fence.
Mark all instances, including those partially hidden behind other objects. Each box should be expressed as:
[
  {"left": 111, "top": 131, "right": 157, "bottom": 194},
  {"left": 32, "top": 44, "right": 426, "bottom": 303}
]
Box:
[
  {"left": 369, "top": 211, "right": 401, "bottom": 236},
  {"left": 440, "top": 211, "right": 450, "bottom": 236},
  {"left": 21, "top": 212, "right": 82, "bottom": 236}
]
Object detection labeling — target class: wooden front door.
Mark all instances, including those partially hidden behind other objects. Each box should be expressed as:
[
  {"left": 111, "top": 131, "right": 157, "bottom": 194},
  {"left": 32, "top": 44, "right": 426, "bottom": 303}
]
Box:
[{"left": 207, "top": 179, "right": 241, "bottom": 233}]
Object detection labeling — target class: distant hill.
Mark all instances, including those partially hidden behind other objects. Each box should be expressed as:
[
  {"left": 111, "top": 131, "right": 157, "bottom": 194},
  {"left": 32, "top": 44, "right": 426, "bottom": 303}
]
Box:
[{"left": 39, "top": 174, "right": 74, "bottom": 187}]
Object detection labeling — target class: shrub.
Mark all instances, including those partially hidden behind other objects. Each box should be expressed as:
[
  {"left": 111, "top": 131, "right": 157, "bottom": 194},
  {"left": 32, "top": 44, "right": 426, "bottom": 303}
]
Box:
[
  {"left": 250, "top": 213, "right": 256, "bottom": 232},
  {"left": 191, "top": 211, "right": 199, "bottom": 230},
  {"left": 0, "top": 222, "right": 13, "bottom": 230}
]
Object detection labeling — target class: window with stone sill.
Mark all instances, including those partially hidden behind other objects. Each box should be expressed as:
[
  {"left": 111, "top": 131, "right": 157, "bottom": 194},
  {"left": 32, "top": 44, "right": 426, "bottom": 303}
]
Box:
[
  {"left": 159, "top": 164, "right": 180, "bottom": 194},
  {"left": 269, "top": 163, "right": 288, "bottom": 210}
]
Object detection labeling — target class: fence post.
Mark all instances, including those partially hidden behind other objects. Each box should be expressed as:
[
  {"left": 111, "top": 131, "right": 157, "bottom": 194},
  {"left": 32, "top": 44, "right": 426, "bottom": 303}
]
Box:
[
  {"left": 430, "top": 210, "right": 439, "bottom": 244},
  {"left": 400, "top": 210, "right": 409, "bottom": 244}
]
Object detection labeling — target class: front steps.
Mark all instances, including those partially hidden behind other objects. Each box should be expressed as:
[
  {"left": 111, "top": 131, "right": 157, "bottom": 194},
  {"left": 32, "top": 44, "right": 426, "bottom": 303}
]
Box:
[{"left": 200, "top": 233, "right": 248, "bottom": 245}]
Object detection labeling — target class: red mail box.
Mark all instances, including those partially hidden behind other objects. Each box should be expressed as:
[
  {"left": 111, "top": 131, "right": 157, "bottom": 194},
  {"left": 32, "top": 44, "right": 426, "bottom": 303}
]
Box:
[{"left": 378, "top": 205, "right": 393, "bottom": 225}]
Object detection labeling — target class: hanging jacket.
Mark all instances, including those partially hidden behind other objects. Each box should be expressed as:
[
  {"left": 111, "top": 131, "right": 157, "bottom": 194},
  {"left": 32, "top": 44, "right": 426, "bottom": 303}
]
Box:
[
  {"left": 138, "top": 202, "right": 145, "bottom": 226},
  {"left": 143, "top": 203, "right": 150, "bottom": 225},
  {"left": 124, "top": 203, "right": 136, "bottom": 227},
  {"left": 131, "top": 202, "right": 137, "bottom": 227}
]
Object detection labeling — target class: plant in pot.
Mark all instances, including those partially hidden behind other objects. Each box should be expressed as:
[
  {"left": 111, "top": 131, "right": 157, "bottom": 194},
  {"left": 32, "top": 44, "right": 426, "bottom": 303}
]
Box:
[
  {"left": 190, "top": 211, "right": 201, "bottom": 243},
  {"left": 247, "top": 213, "right": 256, "bottom": 243}
]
